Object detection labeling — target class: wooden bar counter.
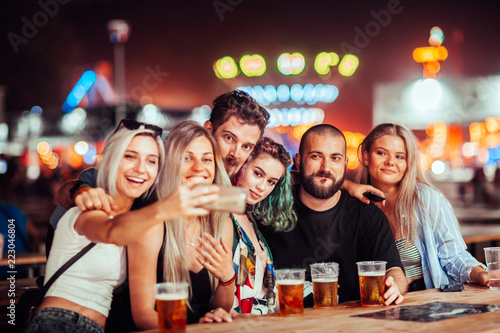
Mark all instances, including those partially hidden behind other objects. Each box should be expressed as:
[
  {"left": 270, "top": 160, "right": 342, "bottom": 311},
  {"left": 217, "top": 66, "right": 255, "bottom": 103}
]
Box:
[{"left": 142, "top": 285, "right": 500, "bottom": 332}]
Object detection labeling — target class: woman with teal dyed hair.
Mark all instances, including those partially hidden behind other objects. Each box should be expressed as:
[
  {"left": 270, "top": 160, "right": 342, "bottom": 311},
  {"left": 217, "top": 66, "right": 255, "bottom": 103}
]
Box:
[{"left": 201, "top": 137, "right": 296, "bottom": 322}]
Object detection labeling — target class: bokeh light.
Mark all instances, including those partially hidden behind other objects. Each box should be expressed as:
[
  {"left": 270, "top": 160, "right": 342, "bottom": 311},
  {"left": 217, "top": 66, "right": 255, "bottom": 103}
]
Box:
[
  {"left": 411, "top": 79, "right": 442, "bottom": 110},
  {"left": 0, "top": 160, "right": 7, "bottom": 174},
  {"left": 314, "top": 52, "right": 340, "bottom": 75},
  {"left": 431, "top": 160, "right": 445, "bottom": 175},
  {"left": 338, "top": 54, "right": 359, "bottom": 77},
  {"left": 462, "top": 142, "right": 478, "bottom": 158},
  {"left": 83, "top": 147, "right": 97, "bottom": 165},
  {"left": 214, "top": 56, "right": 239, "bottom": 79},
  {"left": 240, "top": 84, "right": 338, "bottom": 105},
  {"left": 30, "top": 105, "right": 43, "bottom": 115},
  {"left": 62, "top": 71, "right": 96, "bottom": 113},
  {"left": 74, "top": 141, "right": 89, "bottom": 155},
  {"left": 277, "top": 53, "right": 305, "bottom": 75},
  {"left": 61, "top": 107, "right": 87, "bottom": 135},
  {"left": 240, "top": 54, "right": 266, "bottom": 77}
]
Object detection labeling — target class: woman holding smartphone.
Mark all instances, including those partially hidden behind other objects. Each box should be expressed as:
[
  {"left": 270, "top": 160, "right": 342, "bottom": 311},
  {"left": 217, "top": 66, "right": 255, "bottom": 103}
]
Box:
[
  {"left": 128, "top": 121, "right": 236, "bottom": 328},
  {"left": 200, "top": 137, "right": 297, "bottom": 322}
]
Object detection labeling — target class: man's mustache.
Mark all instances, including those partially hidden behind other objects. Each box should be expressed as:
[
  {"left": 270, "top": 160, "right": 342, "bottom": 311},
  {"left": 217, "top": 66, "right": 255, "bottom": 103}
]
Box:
[
  {"left": 314, "top": 170, "right": 335, "bottom": 180},
  {"left": 224, "top": 157, "right": 238, "bottom": 167}
]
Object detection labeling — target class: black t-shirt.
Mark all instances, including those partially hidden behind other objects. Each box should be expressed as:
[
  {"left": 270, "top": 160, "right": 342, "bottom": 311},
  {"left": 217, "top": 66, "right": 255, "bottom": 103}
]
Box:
[{"left": 260, "top": 188, "right": 403, "bottom": 306}]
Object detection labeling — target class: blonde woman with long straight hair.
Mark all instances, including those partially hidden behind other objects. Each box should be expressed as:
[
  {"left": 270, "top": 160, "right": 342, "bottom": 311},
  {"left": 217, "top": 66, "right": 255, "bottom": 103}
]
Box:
[
  {"left": 25, "top": 120, "right": 219, "bottom": 333},
  {"left": 128, "top": 121, "right": 235, "bottom": 329},
  {"left": 350, "top": 123, "right": 489, "bottom": 291}
]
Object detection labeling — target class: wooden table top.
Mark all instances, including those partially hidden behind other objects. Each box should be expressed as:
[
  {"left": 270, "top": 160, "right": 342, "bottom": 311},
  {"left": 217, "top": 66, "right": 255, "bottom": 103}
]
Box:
[
  {"left": 0, "top": 253, "right": 46, "bottom": 266},
  {"left": 142, "top": 285, "right": 500, "bottom": 333}
]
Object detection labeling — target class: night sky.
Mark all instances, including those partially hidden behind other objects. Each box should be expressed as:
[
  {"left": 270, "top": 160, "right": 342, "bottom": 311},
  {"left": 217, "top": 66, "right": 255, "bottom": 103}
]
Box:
[{"left": 2, "top": 0, "right": 500, "bottom": 134}]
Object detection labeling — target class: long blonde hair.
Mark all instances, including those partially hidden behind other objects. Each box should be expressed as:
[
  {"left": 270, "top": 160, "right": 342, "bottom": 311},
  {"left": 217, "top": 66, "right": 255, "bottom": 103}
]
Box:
[
  {"left": 158, "top": 121, "right": 230, "bottom": 296},
  {"left": 359, "top": 123, "right": 433, "bottom": 243}
]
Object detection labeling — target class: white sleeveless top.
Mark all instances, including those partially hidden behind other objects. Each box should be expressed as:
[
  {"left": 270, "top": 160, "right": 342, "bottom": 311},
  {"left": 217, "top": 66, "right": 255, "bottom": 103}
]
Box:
[{"left": 44, "top": 207, "right": 126, "bottom": 317}]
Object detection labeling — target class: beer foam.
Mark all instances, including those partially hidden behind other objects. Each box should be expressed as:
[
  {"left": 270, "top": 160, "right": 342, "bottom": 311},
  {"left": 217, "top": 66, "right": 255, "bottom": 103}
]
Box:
[
  {"left": 277, "top": 279, "right": 304, "bottom": 285},
  {"left": 359, "top": 272, "right": 385, "bottom": 277},
  {"left": 156, "top": 293, "right": 188, "bottom": 300},
  {"left": 312, "top": 278, "right": 338, "bottom": 283}
]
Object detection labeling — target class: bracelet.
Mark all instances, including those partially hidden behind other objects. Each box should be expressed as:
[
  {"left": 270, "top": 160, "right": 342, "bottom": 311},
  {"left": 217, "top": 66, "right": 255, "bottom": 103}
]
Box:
[
  {"left": 72, "top": 186, "right": 92, "bottom": 201},
  {"left": 219, "top": 272, "right": 236, "bottom": 286}
]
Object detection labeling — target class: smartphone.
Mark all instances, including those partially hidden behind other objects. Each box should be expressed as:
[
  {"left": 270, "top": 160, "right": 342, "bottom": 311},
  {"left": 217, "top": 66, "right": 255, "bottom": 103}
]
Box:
[
  {"left": 439, "top": 284, "right": 464, "bottom": 292},
  {"left": 200, "top": 185, "right": 248, "bottom": 214},
  {"left": 363, "top": 191, "right": 386, "bottom": 202}
]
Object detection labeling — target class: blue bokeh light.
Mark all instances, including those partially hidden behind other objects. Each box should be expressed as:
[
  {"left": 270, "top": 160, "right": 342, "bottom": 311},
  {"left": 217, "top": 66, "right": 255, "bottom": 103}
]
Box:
[{"left": 62, "top": 71, "right": 96, "bottom": 113}]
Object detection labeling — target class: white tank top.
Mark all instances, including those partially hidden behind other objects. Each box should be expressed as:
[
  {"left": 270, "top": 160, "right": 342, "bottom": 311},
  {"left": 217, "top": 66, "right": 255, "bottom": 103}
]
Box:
[{"left": 44, "top": 207, "right": 126, "bottom": 317}]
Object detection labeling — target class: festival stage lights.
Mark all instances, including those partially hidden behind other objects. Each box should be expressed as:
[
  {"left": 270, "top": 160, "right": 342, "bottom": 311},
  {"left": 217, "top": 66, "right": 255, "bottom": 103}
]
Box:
[{"left": 239, "top": 84, "right": 338, "bottom": 106}]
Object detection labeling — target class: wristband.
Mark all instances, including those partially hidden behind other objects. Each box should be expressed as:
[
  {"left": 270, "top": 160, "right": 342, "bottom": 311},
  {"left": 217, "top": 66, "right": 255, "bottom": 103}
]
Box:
[
  {"left": 219, "top": 272, "right": 236, "bottom": 286},
  {"left": 72, "top": 186, "right": 92, "bottom": 201}
]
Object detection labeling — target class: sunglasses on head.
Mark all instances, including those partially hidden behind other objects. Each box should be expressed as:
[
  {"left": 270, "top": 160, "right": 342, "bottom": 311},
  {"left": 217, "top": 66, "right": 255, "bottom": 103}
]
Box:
[{"left": 114, "top": 119, "right": 163, "bottom": 137}]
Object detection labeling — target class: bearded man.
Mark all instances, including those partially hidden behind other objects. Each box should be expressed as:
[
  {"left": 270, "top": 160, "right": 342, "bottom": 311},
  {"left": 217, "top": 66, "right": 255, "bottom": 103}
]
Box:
[{"left": 260, "top": 124, "right": 407, "bottom": 307}]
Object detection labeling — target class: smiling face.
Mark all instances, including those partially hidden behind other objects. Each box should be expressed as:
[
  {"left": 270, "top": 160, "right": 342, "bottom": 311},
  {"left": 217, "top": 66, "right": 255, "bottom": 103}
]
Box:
[
  {"left": 181, "top": 135, "right": 216, "bottom": 185},
  {"left": 364, "top": 134, "right": 408, "bottom": 189},
  {"left": 240, "top": 154, "right": 285, "bottom": 205},
  {"left": 116, "top": 135, "right": 160, "bottom": 201},
  {"left": 207, "top": 116, "right": 261, "bottom": 179},
  {"left": 297, "top": 133, "right": 347, "bottom": 199}
]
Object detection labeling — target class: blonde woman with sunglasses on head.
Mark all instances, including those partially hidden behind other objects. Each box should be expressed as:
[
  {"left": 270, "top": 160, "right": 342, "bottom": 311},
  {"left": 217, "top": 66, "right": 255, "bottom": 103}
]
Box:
[{"left": 24, "top": 120, "right": 218, "bottom": 333}]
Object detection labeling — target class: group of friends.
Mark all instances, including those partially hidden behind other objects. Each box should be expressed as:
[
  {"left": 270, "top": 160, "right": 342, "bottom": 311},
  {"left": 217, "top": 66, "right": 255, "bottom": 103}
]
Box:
[{"left": 23, "top": 90, "right": 490, "bottom": 333}]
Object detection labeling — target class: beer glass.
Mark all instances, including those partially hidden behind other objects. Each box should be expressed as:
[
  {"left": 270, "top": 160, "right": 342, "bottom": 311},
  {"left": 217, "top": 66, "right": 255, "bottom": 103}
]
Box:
[
  {"left": 275, "top": 268, "right": 305, "bottom": 315},
  {"left": 310, "top": 262, "right": 339, "bottom": 308},
  {"left": 356, "top": 261, "right": 386, "bottom": 306},
  {"left": 484, "top": 247, "right": 500, "bottom": 290},
  {"left": 154, "top": 282, "right": 189, "bottom": 333}
]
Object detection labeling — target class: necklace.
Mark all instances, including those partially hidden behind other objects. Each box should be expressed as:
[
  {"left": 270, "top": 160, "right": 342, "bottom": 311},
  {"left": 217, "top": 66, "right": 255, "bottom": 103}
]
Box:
[{"left": 185, "top": 219, "right": 199, "bottom": 247}]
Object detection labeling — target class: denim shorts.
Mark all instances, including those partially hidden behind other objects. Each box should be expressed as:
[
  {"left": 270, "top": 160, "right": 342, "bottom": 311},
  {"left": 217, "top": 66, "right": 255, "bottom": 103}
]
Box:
[{"left": 23, "top": 307, "right": 104, "bottom": 333}]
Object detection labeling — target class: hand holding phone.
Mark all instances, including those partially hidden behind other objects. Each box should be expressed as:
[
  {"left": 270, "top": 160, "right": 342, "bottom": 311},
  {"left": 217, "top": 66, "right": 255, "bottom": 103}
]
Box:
[
  {"left": 199, "top": 185, "right": 248, "bottom": 214},
  {"left": 363, "top": 191, "right": 385, "bottom": 202}
]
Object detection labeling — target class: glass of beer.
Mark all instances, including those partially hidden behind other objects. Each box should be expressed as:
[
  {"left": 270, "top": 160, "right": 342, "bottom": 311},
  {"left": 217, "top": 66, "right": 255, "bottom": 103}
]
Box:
[
  {"left": 484, "top": 247, "right": 500, "bottom": 290},
  {"left": 310, "top": 262, "right": 339, "bottom": 308},
  {"left": 275, "top": 268, "right": 306, "bottom": 315},
  {"left": 154, "top": 282, "right": 188, "bottom": 333},
  {"left": 356, "top": 261, "right": 386, "bottom": 307}
]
